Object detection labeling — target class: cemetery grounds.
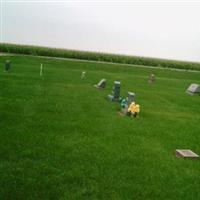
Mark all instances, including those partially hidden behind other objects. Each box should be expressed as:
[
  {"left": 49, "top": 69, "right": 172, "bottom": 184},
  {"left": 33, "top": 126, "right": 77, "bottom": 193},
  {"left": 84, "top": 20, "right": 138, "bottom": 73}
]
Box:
[{"left": 0, "top": 55, "right": 200, "bottom": 199}]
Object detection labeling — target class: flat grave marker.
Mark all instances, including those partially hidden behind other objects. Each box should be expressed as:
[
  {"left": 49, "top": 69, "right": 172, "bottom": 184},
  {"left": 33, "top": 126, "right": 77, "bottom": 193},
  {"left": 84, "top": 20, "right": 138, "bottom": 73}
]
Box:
[
  {"left": 175, "top": 149, "right": 199, "bottom": 159},
  {"left": 186, "top": 83, "right": 200, "bottom": 95}
]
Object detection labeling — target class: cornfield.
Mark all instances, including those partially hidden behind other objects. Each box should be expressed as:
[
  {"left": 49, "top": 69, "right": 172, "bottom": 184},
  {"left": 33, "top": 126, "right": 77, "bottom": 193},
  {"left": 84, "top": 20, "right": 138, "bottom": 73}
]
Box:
[{"left": 0, "top": 43, "right": 200, "bottom": 71}]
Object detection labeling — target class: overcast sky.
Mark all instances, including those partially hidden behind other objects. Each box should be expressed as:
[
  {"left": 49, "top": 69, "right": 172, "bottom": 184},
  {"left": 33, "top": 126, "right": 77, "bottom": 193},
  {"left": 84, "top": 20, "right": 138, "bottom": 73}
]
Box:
[{"left": 1, "top": 1, "right": 200, "bottom": 62}]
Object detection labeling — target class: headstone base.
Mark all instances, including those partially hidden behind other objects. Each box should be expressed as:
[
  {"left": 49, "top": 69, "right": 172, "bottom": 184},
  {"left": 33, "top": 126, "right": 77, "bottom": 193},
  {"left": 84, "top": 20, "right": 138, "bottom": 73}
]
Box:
[
  {"left": 107, "top": 94, "right": 121, "bottom": 102},
  {"left": 94, "top": 84, "right": 103, "bottom": 89}
]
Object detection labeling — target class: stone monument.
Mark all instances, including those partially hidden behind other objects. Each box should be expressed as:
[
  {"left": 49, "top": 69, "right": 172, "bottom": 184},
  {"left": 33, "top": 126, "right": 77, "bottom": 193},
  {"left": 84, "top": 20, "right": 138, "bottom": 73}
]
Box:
[
  {"left": 148, "top": 74, "right": 156, "bottom": 83},
  {"left": 186, "top": 83, "right": 200, "bottom": 95},
  {"left": 5, "top": 60, "right": 11, "bottom": 72},
  {"left": 81, "top": 71, "right": 86, "bottom": 79},
  {"left": 94, "top": 79, "right": 106, "bottom": 89},
  {"left": 127, "top": 92, "right": 135, "bottom": 105},
  {"left": 107, "top": 81, "right": 121, "bottom": 102}
]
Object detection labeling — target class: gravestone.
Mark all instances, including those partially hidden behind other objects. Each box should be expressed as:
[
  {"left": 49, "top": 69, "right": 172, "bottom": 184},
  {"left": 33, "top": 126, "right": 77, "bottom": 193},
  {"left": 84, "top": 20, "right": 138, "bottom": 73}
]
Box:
[
  {"left": 107, "top": 81, "right": 121, "bottom": 102},
  {"left": 127, "top": 92, "right": 135, "bottom": 105},
  {"left": 186, "top": 83, "right": 200, "bottom": 95},
  {"left": 176, "top": 149, "right": 199, "bottom": 159},
  {"left": 148, "top": 74, "right": 156, "bottom": 83},
  {"left": 5, "top": 60, "right": 11, "bottom": 72},
  {"left": 81, "top": 71, "right": 86, "bottom": 79},
  {"left": 94, "top": 79, "right": 106, "bottom": 89}
]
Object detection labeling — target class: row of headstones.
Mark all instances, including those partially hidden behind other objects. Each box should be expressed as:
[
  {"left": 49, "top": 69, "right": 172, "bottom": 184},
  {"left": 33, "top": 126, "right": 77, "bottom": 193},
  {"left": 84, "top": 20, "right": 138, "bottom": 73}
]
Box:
[
  {"left": 95, "top": 79, "right": 135, "bottom": 104},
  {"left": 4, "top": 60, "right": 200, "bottom": 95},
  {"left": 94, "top": 78, "right": 200, "bottom": 96},
  {"left": 3, "top": 61, "right": 200, "bottom": 158},
  {"left": 107, "top": 81, "right": 135, "bottom": 104}
]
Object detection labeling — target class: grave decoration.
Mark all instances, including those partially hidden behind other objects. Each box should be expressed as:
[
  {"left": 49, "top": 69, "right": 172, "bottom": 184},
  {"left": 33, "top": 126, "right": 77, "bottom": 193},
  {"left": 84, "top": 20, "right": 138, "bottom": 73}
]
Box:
[
  {"left": 120, "top": 91, "right": 140, "bottom": 117},
  {"left": 120, "top": 92, "right": 135, "bottom": 114},
  {"left": 127, "top": 102, "right": 140, "bottom": 118},
  {"left": 120, "top": 100, "right": 140, "bottom": 117}
]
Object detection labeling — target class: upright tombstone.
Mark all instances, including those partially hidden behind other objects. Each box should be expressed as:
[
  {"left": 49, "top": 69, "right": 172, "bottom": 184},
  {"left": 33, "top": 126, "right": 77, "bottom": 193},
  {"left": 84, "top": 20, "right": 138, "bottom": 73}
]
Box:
[
  {"left": 186, "top": 83, "right": 200, "bottom": 95},
  {"left": 148, "top": 74, "right": 156, "bottom": 83},
  {"left": 94, "top": 79, "right": 106, "bottom": 89},
  {"left": 5, "top": 60, "right": 11, "bottom": 72},
  {"left": 127, "top": 92, "right": 135, "bottom": 105},
  {"left": 107, "top": 81, "right": 121, "bottom": 102},
  {"left": 81, "top": 71, "right": 86, "bottom": 79}
]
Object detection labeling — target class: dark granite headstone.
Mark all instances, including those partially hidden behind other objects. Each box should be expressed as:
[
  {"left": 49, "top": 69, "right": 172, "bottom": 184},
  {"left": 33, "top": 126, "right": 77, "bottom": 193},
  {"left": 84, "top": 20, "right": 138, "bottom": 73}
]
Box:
[
  {"left": 5, "top": 60, "right": 11, "bottom": 72},
  {"left": 107, "top": 81, "right": 121, "bottom": 102}
]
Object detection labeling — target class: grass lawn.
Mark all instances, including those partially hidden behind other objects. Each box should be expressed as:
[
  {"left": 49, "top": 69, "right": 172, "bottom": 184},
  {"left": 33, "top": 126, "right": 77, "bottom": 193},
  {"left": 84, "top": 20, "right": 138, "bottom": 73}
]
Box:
[{"left": 0, "top": 55, "right": 200, "bottom": 200}]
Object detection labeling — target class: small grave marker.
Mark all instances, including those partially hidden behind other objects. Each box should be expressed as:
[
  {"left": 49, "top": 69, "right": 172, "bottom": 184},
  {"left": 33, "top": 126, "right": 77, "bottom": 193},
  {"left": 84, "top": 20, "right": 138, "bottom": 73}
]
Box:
[
  {"left": 186, "top": 83, "right": 200, "bottom": 95},
  {"left": 94, "top": 79, "right": 106, "bottom": 89},
  {"left": 148, "top": 74, "right": 156, "bottom": 83},
  {"left": 5, "top": 60, "right": 11, "bottom": 72},
  {"left": 176, "top": 149, "right": 199, "bottom": 159},
  {"left": 127, "top": 92, "right": 135, "bottom": 105},
  {"left": 81, "top": 71, "right": 86, "bottom": 79}
]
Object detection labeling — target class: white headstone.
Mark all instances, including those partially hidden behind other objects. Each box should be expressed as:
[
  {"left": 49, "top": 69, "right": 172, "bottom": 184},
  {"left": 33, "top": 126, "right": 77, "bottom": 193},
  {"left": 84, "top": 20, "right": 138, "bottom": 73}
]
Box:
[
  {"left": 81, "top": 71, "right": 86, "bottom": 79},
  {"left": 186, "top": 83, "right": 200, "bottom": 95},
  {"left": 95, "top": 79, "right": 106, "bottom": 89}
]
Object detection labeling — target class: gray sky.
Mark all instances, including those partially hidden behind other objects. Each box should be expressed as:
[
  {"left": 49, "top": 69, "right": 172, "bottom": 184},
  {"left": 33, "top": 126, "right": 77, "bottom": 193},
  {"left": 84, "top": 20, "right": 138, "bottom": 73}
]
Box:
[{"left": 1, "top": 1, "right": 200, "bottom": 62}]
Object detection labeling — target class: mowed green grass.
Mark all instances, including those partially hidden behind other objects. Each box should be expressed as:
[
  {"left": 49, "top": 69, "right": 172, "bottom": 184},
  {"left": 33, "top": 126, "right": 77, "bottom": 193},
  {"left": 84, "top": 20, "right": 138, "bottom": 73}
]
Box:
[{"left": 0, "top": 55, "right": 200, "bottom": 200}]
